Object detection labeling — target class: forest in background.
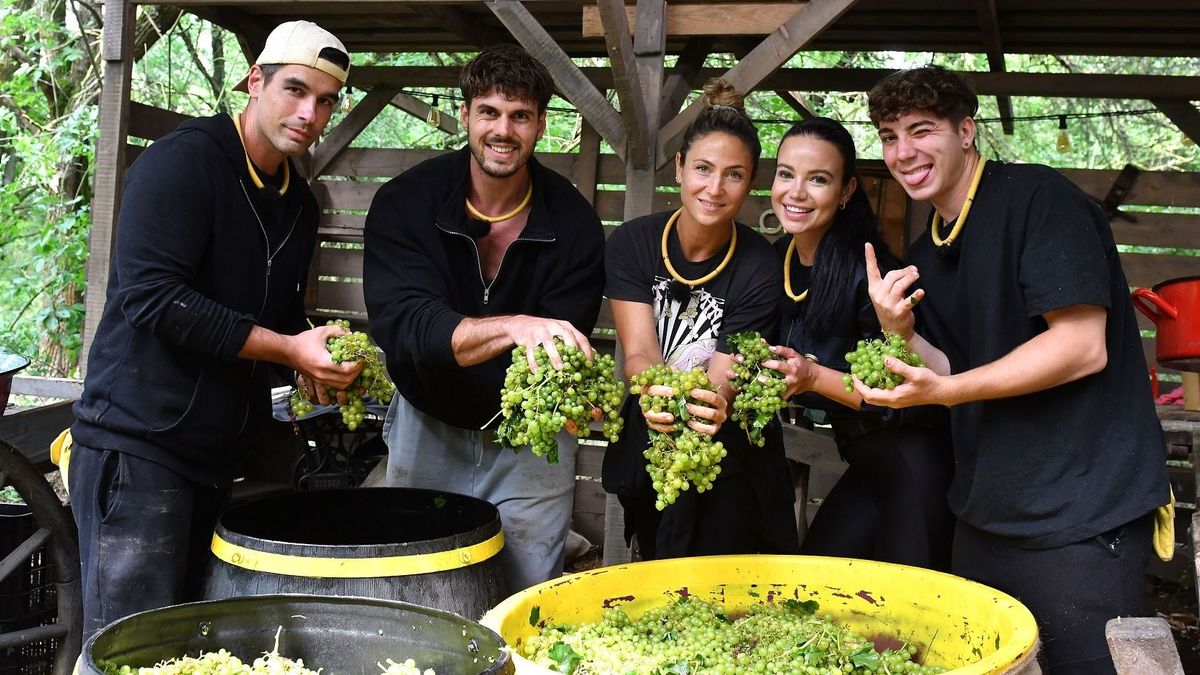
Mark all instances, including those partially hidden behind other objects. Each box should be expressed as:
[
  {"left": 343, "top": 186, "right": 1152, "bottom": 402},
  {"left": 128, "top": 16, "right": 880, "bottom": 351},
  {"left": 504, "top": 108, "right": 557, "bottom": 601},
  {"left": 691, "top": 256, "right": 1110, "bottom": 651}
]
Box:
[{"left": 3, "top": 3, "right": 1199, "bottom": 378}]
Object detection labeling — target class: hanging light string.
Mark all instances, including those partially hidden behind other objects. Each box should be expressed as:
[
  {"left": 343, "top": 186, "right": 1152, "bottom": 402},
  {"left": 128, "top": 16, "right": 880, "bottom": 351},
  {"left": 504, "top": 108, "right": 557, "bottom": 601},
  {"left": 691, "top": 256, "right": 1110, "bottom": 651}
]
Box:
[{"left": 396, "top": 87, "right": 1164, "bottom": 127}]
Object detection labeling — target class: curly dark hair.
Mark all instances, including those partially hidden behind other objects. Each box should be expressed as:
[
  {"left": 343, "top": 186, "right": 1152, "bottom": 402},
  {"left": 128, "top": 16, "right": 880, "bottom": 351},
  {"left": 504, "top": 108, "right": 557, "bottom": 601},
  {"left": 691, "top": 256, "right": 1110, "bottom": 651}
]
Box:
[
  {"left": 459, "top": 44, "right": 555, "bottom": 114},
  {"left": 678, "top": 78, "right": 762, "bottom": 178},
  {"left": 867, "top": 65, "right": 978, "bottom": 127}
]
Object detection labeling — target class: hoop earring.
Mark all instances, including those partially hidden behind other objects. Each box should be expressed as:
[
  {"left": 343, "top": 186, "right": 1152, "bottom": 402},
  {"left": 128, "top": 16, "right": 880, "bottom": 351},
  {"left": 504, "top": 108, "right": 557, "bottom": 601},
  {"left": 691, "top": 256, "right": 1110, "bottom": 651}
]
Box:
[{"left": 839, "top": 202, "right": 847, "bottom": 210}]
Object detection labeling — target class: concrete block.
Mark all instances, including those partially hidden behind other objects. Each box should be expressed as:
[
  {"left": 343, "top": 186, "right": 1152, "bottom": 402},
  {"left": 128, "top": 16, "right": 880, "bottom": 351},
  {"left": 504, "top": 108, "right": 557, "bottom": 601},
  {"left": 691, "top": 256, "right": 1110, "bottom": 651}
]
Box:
[{"left": 1105, "top": 616, "right": 1184, "bottom": 674}]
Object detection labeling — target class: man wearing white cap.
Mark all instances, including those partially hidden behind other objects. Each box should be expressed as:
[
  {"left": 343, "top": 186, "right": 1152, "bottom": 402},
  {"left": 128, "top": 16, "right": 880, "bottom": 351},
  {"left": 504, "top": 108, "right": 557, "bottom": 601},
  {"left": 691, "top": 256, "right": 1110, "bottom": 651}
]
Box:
[{"left": 70, "top": 20, "right": 358, "bottom": 640}]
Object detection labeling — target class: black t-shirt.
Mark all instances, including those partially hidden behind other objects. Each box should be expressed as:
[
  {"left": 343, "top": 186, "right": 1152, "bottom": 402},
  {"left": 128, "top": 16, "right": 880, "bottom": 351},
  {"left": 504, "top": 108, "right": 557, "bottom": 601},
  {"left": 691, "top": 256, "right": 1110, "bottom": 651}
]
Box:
[
  {"left": 606, "top": 211, "right": 783, "bottom": 360},
  {"left": 776, "top": 238, "right": 946, "bottom": 441},
  {"left": 602, "top": 211, "right": 792, "bottom": 539},
  {"left": 909, "top": 160, "right": 1168, "bottom": 548}
]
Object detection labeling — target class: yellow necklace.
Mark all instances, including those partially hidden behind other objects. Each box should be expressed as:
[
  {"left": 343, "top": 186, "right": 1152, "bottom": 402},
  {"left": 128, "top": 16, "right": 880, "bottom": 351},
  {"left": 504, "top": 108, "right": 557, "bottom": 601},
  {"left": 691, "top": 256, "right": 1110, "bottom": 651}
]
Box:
[
  {"left": 783, "top": 237, "right": 809, "bottom": 302},
  {"left": 930, "top": 156, "right": 985, "bottom": 247},
  {"left": 465, "top": 183, "right": 533, "bottom": 223},
  {"left": 660, "top": 208, "right": 737, "bottom": 287},
  {"left": 232, "top": 112, "right": 289, "bottom": 196}
]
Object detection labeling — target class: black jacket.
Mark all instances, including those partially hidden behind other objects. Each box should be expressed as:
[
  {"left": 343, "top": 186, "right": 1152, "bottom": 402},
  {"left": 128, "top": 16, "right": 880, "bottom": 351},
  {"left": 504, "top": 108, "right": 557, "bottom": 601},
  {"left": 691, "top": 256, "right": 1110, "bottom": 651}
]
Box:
[
  {"left": 363, "top": 148, "right": 605, "bottom": 429},
  {"left": 72, "top": 113, "right": 316, "bottom": 486}
]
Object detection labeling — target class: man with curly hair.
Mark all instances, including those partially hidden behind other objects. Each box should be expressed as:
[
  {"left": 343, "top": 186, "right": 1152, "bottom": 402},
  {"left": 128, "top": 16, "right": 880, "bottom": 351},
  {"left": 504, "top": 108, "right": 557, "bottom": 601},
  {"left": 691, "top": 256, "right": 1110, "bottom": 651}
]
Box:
[{"left": 857, "top": 65, "right": 1170, "bottom": 673}]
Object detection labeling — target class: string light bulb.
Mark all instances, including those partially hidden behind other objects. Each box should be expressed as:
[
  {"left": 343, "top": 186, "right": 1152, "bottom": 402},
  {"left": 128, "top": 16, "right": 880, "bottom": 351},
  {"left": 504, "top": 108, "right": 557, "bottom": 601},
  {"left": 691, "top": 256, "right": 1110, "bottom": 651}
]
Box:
[
  {"left": 1056, "top": 115, "right": 1071, "bottom": 153},
  {"left": 427, "top": 94, "right": 441, "bottom": 127}
]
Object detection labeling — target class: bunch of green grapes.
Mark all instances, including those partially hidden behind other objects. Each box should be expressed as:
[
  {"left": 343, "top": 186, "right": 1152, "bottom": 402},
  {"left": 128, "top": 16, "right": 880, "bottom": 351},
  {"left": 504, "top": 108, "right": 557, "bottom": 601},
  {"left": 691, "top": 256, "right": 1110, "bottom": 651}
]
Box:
[
  {"left": 105, "top": 630, "right": 320, "bottom": 675},
  {"left": 630, "top": 365, "right": 727, "bottom": 510},
  {"left": 843, "top": 333, "right": 925, "bottom": 393},
  {"left": 522, "top": 595, "right": 944, "bottom": 675},
  {"left": 289, "top": 320, "right": 395, "bottom": 430},
  {"left": 727, "top": 331, "right": 788, "bottom": 447},
  {"left": 495, "top": 339, "right": 624, "bottom": 464}
]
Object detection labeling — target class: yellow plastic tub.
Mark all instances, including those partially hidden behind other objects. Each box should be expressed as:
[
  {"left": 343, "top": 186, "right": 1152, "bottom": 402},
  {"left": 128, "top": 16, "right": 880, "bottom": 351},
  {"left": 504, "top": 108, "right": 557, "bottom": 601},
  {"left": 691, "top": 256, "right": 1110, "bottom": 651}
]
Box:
[{"left": 482, "top": 555, "right": 1038, "bottom": 674}]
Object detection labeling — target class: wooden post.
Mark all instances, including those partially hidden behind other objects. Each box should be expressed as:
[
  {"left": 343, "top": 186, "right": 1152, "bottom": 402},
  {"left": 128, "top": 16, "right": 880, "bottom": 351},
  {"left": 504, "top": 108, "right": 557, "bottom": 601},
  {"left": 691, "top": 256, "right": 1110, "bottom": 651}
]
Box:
[{"left": 83, "top": 0, "right": 135, "bottom": 374}]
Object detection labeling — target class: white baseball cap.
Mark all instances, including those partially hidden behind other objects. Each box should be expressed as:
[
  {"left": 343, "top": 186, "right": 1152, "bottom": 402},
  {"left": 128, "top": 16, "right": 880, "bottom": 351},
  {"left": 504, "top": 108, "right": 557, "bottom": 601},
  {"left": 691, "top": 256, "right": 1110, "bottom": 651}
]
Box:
[{"left": 234, "top": 20, "right": 349, "bottom": 92}]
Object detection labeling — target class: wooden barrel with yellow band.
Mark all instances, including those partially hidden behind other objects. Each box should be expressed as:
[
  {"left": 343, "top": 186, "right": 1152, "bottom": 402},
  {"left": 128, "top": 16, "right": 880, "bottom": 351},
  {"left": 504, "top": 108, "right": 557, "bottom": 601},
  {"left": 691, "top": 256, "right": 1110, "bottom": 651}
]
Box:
[{"left": 203, "top": 488, "right": 505, "bottom": 620}]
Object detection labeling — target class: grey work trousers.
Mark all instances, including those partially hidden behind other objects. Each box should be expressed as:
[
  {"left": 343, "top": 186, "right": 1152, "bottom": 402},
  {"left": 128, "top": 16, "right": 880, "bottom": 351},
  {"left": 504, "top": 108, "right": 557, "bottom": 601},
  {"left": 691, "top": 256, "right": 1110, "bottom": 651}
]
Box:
[{"left": 382, "top": 395, "right": 578, "bottom": 595}]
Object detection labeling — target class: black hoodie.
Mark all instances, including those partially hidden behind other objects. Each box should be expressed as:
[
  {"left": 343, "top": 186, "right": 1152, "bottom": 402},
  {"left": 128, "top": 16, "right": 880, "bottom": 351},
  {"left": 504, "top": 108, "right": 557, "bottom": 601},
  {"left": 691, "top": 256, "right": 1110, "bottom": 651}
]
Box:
[
  {"left": 72, "top": 113, "right": 316, "bottom": 486},
  {"left": 363, "top": 148, "right": 605, "bottom": 429}
]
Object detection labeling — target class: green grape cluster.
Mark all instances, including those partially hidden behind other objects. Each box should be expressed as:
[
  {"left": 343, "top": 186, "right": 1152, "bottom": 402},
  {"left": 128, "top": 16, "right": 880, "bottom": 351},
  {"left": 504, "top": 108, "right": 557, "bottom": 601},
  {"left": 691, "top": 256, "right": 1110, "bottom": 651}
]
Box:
[
  {"left": 495, "top": 339, "right": 624, "bottom": 464},
  {"left": 288, "top": 320, "right": 395, "bottom": 430},
  {"left": 105, "top": 630, "right": 320, "bottom": 675},
  {"left": 842, "top": 333, "right": 925, "bottom": 394},
  {"left": 727, "top": 331, "right": 788, "bottom": 447},
  {"left": 522, "top": 595, "right": 945, "bottom": 675},
  {"left": 630, "top": 365, "right": 727, "bottom": 511}
]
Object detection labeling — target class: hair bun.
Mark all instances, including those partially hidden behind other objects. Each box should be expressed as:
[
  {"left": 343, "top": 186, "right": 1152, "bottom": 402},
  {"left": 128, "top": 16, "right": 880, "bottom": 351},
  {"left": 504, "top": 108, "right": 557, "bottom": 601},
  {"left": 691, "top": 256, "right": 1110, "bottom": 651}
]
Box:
[{"left": 701, "top": 78, "right": 744, "bottom": 112}]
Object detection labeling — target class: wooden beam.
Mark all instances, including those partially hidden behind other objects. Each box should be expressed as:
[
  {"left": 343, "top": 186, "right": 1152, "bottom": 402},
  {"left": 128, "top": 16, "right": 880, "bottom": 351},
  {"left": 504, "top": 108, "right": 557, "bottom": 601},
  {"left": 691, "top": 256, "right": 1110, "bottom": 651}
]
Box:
[
  {"left": 85, "top": 0, "right": 135, "bottom": 375},
  {"left": 598, "top": 0, "right": 649, "bottom": 167},
  {"left": 487, "top": 0, "right": 626, "bottom": 158},
  {"left": 658, "top": 0, "right": 857, "bottom": 168},
  {"left": 0, "top": 401, "right": 76, "bottom": 470},
  {"left": 777, "top": 91, "right": 817, "bottom": 120},
  {"left": 10, "top": 377, "right": 83, "bottom": 401},
  {"left": 388, "top": 91, "right": 460, "bottom": 135},
  {"left": 128, "top": 101, "right": 190, "bottom": 141},
  {"left": 309, "top": 85, "right": 401, "bottom": 179},
  {"left": 573, "top": 120, "right": 600, "bottom": 206},
  {"left": 659, "top": 37, "right": 713, "bottom": 129},
  {"left": 410, "top": 4, "right": 506, "bottom": 48},
  {"left": 1152, "top": 99, "right": 1200, "bottom": 146},
  {"left": 974, "top": 0, "right": 1014, "bottom": 134},
  {"left": 583, "top": 3, "right": 807, "bottom": 37},
  {"left": 346, "top": 65, "right": 1200, "bottom": 104},
  {"left": 633, "top": 0, "right": 667, "bottom": 184}
]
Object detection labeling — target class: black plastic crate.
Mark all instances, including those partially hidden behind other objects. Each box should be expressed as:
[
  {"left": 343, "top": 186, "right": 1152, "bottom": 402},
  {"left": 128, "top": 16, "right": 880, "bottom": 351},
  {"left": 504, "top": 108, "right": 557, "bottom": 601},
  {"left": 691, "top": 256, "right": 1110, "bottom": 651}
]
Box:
[{"left": 0, "top": 502, "right": 57, "bottom": 675}]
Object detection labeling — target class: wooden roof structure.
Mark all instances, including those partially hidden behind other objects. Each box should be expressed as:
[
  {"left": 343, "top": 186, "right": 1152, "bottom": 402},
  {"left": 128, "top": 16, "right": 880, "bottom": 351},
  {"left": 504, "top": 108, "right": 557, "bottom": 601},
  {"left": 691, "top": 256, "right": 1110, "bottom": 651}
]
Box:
[{"left": 86, "top": 0, "right": 1200, "bottom": 368}]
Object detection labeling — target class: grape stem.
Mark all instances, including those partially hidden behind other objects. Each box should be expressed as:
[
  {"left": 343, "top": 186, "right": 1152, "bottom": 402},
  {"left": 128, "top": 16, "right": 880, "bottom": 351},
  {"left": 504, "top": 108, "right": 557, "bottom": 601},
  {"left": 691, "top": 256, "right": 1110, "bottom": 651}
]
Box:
[{"left": 480, "top": 407, "right": 505, "bottom": 430}]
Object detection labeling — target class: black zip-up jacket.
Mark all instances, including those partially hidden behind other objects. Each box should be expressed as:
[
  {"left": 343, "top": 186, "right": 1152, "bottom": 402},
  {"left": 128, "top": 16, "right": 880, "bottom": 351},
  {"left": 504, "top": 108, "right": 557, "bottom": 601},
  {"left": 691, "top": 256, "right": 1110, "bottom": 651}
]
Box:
[
  {"left": 363, "top": 148, "right": 605, "bottom": 429},
  {"left": 72, "top": 113, "right": 316, "bottom": 486}
]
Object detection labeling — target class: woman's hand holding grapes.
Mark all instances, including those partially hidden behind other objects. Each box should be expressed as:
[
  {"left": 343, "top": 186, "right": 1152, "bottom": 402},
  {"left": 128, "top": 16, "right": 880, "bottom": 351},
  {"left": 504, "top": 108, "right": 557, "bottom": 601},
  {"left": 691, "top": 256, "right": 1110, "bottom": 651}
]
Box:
[{"left": 640, "top": 384, "right": 727, "bottom": 435}]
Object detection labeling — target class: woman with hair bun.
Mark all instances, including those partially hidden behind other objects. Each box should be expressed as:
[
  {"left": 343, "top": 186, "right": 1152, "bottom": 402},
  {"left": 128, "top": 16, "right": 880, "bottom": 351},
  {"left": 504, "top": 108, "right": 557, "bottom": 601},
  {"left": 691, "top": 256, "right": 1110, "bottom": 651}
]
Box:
[
  {"left": 762, "top": 117, "right": 954, "bottom": 569},
  {"left": 602, "top": 79, "right": 800, "bottom": 560}
]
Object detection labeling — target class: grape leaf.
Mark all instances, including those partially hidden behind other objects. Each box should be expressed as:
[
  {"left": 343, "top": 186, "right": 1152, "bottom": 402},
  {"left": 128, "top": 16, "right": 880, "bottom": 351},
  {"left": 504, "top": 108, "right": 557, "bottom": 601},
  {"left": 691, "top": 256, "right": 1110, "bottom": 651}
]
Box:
[
  {"left": 850, "top": 644, "right": 881, "bottom": 670},
  {"left": 782, "top": 599, "right": 819, "bottom": 614},
  {"left": 549, "top": 641, "right": 582, "bottom": 674}
]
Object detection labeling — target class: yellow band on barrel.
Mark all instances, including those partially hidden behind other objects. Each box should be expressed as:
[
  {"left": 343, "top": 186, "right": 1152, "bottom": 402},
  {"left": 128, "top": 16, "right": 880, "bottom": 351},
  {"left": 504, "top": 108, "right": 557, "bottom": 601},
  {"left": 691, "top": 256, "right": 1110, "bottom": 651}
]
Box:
[{"left": 210, "top": 530, "right": 504, "bottom": 578}]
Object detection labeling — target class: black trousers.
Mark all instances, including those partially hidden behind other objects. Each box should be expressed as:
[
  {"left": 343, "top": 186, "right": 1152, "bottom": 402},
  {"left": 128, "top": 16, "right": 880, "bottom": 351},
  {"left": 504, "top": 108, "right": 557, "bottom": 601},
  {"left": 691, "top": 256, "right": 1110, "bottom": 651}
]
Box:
[
  {"left": 69, "top": 444, "right": 229, "bottom": 644},
  {"left": 952, "top": 514, "right": 1154, "bottom": 674},
  {"left": 801, "top": 426, "right": 955, "bottom": 571}
]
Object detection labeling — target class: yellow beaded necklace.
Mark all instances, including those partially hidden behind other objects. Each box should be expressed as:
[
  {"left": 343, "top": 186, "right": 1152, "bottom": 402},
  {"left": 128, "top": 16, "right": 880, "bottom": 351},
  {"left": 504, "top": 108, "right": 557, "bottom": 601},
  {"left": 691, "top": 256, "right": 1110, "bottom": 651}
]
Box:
[
  {"left": 660, "top": 208, "right": 737, "bottom": 287},
  {"left": 782, "top": 237, "right": 809, "bottom": 302},
  {"left": 232, "top": 112, "right": 289, "bottom": 196},
  {"left": 465, "top": 183, "right": 533, "bottom": 223},
  {"left": 930, "top": 157, "right": 986, "bottom": 247}
]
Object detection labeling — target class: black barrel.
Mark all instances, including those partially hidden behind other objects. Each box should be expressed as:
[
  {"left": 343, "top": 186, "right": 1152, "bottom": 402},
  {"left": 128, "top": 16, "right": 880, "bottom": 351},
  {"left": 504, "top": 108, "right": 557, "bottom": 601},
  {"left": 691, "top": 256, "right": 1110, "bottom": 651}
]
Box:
[
  {"left": 203, "top": 488, "right": 505, "bottom": 620},
  {"left": 79, "top": 594, "right": 513, "bottom": 675}
]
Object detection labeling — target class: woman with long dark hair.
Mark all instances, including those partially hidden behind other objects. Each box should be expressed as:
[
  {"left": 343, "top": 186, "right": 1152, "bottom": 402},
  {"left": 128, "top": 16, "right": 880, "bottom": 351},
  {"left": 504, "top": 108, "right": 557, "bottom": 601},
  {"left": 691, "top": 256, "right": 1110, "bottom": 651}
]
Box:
[
  {"left": 763, "top": 117, "right": 954, "bottom": 569},
  {"left": 602, "top": 79, "right": 800, "bottom": 560}
]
